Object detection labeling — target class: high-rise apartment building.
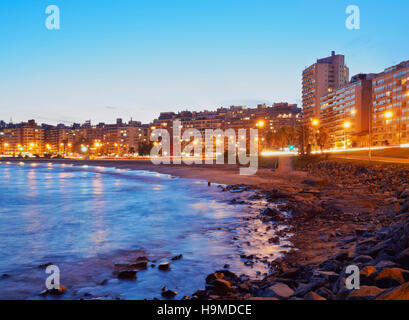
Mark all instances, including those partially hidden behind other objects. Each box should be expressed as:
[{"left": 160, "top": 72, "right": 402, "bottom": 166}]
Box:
[
  {"left": 302, "top": 51, "right": 350, "bottom": 124},
  {"left": 320, "top": 74, "right": 374, "bottom": 149},
  {"left": 371, "top": 60, "right": 409, "bottom": 146}
]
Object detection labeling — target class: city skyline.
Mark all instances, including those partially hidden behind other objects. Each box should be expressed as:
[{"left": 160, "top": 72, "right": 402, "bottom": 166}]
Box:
[{"left": 1, "top": 0, "right": 409, "bottom": 125}]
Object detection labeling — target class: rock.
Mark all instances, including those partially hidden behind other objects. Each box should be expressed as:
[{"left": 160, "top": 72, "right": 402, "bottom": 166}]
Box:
[
  {"left": 395, "top": 247, "right": 409, "bottom": 267},
  {"left": 99, "top": 279, "right": 108, "bottom": 286},
  {"left": 263, "top": 283, "right": 294, "bottom": 299},
  {"left": 315, "top": 287, "right": 335, "bottom": 300},
  {"left": 38, "top": 262, "right": 54, "bottom": 269},
  {"left": 347, "top": 286, "right": 385, "bottom": 300},
  {"left": 366, "top": 239, "right": 396, "bottom": 258},
  {"left": 333, "top": 251, "right": 350, "bottom": 262},
  {"left": 268, "top": 236, "right": 280, "bottom": 244},
  {"left": 341, "top": 236, "right": 356, "bottom": 243},
  {"left": 171, "top": 254, "right": 183, "bottom": 261},
  {"left": 136, "top": 256, "right": 149, "bottom": 262},
  {"left": 352, "top": 255, "right": 373, "bottom": 264},
  {"left": 374, "top": 260, "right": 396, "bottom": 271},
  {"left": 313, "top": 270, "right": 339, "bottom": 282},
  {"left": 161, "top": 290, "right": 178, "bottom": 298},
  {"left": 114, "top": 261, "right": 130, "bottom": 268},
  {"left": 398, "top": 200, "right": 409, "bottom": 213},
  {"left": 280, "top": 268, "right": 302, "bottom": 280},
  {"left": 400, "top": 189, "right": 409, "bottom": 199},
  {"left": 355, "top": 228, "right": 368, "bottom": 237},
  {"left": 117, "top": 270, "right": 137, "bottom": 280},
  {"left": 158, "top": 262, "right": 171, "bottom": 271},
  {"left": 375, "top": 268, "right": 409, "bottom": 288},
  {"left": 131, "top": 260, "right": 148, "bottom": 270},
  {"left": 40, "top": 285, "right": 67, "bottom": 296},
  {"left": 294, "top": 279, "right": 326, "bottom": 297},
  {"left": 206, "top": 270, "right": 238, "bottom": 284},
  {"left": 213, "top": 279, "right": 232, "bottom": 294},
  {"left": 376, "top": 282, "right": 409, "bottom": 300},
  {"left": 303, "top": 291, "right": 326, "bottom": 300}
]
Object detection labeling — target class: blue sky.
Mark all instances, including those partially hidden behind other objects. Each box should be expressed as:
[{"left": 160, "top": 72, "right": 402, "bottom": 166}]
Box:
[{"left": 0, "top": 0, "right": 408, "bottom": 124}]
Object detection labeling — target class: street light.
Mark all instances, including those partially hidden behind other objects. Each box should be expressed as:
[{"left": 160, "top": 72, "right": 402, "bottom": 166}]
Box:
[
  {"left": 256, "top": 120, "right": 265, "bottom": 128},
  {"left": 384, "top": 111, "right": 393, "bottom": 119},
  {"left": 343, "top": 121, "right": 351, "bottom": 151},
  {"left": 384, "top": 111, "right": 394, "bottom": 145}
]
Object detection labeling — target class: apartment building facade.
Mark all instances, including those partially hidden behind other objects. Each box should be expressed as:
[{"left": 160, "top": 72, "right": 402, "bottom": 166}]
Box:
[
  {"left": 302, "top": 51, "right": 350, "bottom": 124},
  {"left": 320, "top": 74, "right": 374, "bottom": 149},
  {"left": 371, "top": 61, "right": 409, "bottom": 146}
]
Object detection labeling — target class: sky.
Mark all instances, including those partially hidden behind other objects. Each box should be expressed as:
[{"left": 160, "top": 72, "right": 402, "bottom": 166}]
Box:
[{"left": 0, "top": 0, "right": 408, "bottom": 125}]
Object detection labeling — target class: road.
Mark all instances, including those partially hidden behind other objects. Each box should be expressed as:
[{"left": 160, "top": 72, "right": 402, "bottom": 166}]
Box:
[{"left": 332, "top": 154, "right": 409, "bottom": 164}]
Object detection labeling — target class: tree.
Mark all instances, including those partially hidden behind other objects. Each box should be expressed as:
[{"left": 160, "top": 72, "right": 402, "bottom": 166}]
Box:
[
  {"left": 138, "top": 141, "right": 153, "bottom": 156},
  {"left": 265, "top": 131, "right": 274, "bottom": 149},
  {"left": 316, "top": 127, "right": 329, "bottom": 152},
  {"left": 296, "top": 125, "right": 311, "bottom": 155}
]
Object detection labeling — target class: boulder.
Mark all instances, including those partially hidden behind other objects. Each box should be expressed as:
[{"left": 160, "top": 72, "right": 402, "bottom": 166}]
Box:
[
  {"left": 171, "top": 254, "right": 183, "bottom": 261},
  {"left": 158, "top": 262, "right": 171, "bottom": 271},
  {"left": 352, "top": 255, "right": 373, "bottom": 264},
  {"left": 161, "top": 290, "right": 178, "bottom": 298},
  {"left": 395, "top": 247, "right": 409, "bottom": 267},
  {"left": 374, "top": 260, "right": 396, "bottom": 271},
  {"left": 375, "top": 268, "right": 409, "bottom": 288},
  {"left": 376, "top": 282, "right": 409, "bottom": 300},
  {"left": 360, "top": 265, "right": 378, "bottom": 285},
  {"left": 303, "top": 291, "right": 326, "bottom": 300},
  {"left": 294, "top": 279, "right": 326, "bottom": 297},
  {"left": 213, "top": 279, "right": 232, "bottom": 294},
  {"left": 347, "top": 286, "right": 384, "bottom": 300},
  {"left": 117, "top": 270, "right": 137, "bottom": 280},
  {"left": 313, "top": 270, "right": 339, "bottom": 282},
  {"left": 131, "top": 260, "right": 148, "bottom": 270},
  {"left": 263, "top": 283, "right": 294, "bottom": 299}
]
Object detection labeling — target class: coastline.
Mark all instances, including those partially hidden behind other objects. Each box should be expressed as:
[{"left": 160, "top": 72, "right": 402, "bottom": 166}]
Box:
[
  {"left": 0, "top": 157, "right": 308, "bottom": 188},
  {"left": 2, "top": 157, "right": 408, "bottom": 300}
]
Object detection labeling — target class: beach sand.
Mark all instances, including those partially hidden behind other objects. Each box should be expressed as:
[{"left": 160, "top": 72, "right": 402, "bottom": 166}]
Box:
[{"left": 0, "top": 157, "right": 308, "bottom": 189}]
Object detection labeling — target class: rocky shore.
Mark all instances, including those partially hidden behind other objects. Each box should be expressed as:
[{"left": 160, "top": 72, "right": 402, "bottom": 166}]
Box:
[{"left": 190, "top": 160, "right": 409, "bottom": 300}]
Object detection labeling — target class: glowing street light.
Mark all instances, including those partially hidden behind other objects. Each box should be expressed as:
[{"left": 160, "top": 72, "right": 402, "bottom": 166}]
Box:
[
  {"left": 344, "top": 121, "right": 351, "bottom": 129},
  {"left": 312, "top": 119, "right": 319, "bottom": 127},
  {"left": 384, "top": 111, "right": 393, "bottom": 119},
  {"left": 256, "top": 120, "right": 265, "bottom": 128}
]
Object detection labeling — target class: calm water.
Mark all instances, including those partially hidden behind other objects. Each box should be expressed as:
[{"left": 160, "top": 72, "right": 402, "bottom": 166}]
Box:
[{"left": 0, "top": 162, "right": 290, "bottom": 300}]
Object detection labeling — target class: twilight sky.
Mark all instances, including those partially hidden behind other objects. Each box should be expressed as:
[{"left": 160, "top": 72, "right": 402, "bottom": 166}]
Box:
[{"left": 0, "top": 0, "right": 408, "bottom": 125}]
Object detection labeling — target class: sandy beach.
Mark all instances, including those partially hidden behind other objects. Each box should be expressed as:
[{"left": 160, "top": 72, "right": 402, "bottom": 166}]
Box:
[{"left": 0, "top": 157, "right": 308, "bottom": 189}]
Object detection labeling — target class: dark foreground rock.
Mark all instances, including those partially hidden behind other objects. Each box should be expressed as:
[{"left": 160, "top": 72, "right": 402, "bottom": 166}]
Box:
[{"left": 191, "top": 160, "right": 409, "bottom": 300}]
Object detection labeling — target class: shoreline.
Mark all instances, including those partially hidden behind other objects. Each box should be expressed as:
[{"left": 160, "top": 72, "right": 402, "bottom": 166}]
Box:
[
  {"left": 0, "top": 157, "right": 308, "bottom": 188},
  {"left": 2, "top": 157, "right": 409, "bottom": 300},
  {"left": 0, "top": 159, "right": 295, "bottom": 300}
]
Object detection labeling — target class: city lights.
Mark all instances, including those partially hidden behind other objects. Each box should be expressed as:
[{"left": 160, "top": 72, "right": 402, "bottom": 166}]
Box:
[
  {"left": 256, "top": 120, "right": 265, "bottom": 128},
  {"left": 384, "top": 111, "right": 393, "bottom": 119}
]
